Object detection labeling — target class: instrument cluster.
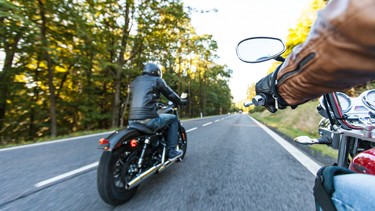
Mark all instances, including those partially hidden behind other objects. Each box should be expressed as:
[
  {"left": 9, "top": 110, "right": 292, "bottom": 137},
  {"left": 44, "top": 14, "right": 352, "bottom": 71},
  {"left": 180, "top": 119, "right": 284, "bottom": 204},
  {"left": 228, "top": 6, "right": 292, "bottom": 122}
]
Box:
[
  {"left": 319, "top": 90, "right": 375, "bottom": 121},
  {"left": 336, "top": 90, "right": 375, "bottom": 119}
]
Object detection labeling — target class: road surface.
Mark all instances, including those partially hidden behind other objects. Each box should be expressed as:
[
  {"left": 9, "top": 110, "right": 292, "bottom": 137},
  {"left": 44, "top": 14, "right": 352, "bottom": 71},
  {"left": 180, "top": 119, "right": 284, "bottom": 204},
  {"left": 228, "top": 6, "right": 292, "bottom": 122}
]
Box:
[{"left": 0, "top": 114, "right": 321, "bottom": 211}]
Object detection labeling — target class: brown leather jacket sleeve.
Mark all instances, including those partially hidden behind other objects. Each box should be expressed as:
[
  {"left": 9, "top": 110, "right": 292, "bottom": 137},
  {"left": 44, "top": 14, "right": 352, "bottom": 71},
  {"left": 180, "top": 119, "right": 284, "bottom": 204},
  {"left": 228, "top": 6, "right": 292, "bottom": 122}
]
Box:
[{"left": 276, "top": 0, "right": 375, "bottom": 106}]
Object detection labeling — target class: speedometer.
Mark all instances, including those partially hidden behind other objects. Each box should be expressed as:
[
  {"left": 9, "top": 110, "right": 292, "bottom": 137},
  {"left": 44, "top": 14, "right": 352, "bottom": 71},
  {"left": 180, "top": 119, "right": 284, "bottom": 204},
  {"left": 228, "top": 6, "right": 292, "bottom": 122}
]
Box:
[
  {"left": 362, "top": 90, "right": 375, "bottom": 110},
  {"left": 336, "top": 92, "right": 352, "bottom": 113}
]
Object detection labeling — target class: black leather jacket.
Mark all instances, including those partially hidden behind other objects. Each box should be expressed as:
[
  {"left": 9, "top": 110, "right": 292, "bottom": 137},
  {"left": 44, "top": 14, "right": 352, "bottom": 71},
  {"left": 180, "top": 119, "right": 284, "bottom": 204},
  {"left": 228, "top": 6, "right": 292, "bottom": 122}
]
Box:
[{"left": 129, "top": 74, "right": 183, "bottom": 120}]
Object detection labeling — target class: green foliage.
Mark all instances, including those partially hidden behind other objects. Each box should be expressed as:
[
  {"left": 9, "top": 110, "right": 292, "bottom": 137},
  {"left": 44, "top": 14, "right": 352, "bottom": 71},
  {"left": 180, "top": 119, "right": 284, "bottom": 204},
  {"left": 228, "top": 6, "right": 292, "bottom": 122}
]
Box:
[
  {"left": 266, "top": 0, "right": 326, "bottom": 75},
  {"left": 283, "top": 0, "right": 326, "bottom": 56},
  {"left": 0, "top": 0, "right": 232, "bottom": 145},
  {"left": 251, "top": 101, "right": 338, "bottom": 158}
]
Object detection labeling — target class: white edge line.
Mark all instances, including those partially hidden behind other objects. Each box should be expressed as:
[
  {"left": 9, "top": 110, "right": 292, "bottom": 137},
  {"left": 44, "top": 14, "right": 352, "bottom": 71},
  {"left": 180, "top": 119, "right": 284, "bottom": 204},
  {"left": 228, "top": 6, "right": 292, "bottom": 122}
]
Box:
[
  {"left": 0, "top": 132, "right": 113, "bottom": 152},
  {"left": 186, "top": 127, "right": 198, "bottom": 133},
  {"left": 214, "top": 119, "right": 220, "bottom": 122},
  {"left": 247, "top": 115, "right": 321, "bottom": 175},
  {"left": 202, "top": 122, "right": 212, "bottom": 127},
  {"left": 35, "top": 126, "right": 199, "bottom": 187},
  {"left": 34, "top": 162, "right": 99, "bottom": 188}
]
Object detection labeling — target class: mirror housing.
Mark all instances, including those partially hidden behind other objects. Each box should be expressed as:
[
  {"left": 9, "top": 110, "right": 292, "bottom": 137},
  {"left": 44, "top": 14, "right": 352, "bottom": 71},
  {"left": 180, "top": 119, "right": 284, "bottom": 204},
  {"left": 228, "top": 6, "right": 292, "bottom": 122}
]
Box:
[{"left": 236, "top": 37, "right": 286, "bottom": 63}]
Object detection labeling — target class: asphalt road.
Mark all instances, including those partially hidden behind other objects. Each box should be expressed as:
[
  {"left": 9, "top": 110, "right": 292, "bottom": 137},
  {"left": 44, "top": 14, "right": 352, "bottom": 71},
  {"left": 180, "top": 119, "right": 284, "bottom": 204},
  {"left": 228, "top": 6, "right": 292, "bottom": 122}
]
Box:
[{"left": 0, "top": 114, "right": 321, "bottom": 211}]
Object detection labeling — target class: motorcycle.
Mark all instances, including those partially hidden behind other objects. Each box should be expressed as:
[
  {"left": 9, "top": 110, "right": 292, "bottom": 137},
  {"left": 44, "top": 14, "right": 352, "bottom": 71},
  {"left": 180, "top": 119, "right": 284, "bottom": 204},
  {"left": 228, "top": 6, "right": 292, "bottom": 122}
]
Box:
[
  {"left": 96, "top": 94, "right": 188, "bottom": 205},
  {"left": 236, "top": 36, "right": 375, "bottom": 174}
]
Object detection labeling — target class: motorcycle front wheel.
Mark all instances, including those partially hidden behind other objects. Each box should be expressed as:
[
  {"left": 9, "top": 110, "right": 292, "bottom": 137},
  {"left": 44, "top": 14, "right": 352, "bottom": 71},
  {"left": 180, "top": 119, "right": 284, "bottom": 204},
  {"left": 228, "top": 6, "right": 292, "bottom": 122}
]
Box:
[
  {"left": 178, "top": 126, "right": 188, "bottom": 161},
  {"left": 97, "top": 147, "right": 140, "bottom": 206}
]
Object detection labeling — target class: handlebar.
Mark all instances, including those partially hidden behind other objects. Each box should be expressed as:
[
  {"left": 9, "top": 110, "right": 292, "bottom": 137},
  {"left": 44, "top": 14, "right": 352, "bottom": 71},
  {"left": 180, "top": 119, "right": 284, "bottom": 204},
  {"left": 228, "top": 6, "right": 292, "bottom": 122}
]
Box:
[
  {"left": 243, "top": 95, "right": 265, "bottom": 107},
  {"left": 252, "top": 95, "right": 265, "bottom": 106},
  {"left": 243, "top": 102, "right": 253, "bottom": 107}
]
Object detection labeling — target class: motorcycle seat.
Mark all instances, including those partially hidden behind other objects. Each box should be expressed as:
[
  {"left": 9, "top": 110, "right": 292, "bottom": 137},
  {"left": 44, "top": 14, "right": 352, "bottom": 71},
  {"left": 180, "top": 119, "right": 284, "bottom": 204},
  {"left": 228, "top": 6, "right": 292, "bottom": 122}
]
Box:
[{"left": 128, "top": 122, "right": 155, "bottom": 135}]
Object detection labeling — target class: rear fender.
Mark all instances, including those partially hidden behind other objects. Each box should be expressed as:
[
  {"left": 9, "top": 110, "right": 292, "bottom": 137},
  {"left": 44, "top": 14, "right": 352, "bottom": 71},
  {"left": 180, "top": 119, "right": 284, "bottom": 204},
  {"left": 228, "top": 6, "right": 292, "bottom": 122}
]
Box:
[{"left": 100, "top": 128, "right": 143, "bottom": 151}]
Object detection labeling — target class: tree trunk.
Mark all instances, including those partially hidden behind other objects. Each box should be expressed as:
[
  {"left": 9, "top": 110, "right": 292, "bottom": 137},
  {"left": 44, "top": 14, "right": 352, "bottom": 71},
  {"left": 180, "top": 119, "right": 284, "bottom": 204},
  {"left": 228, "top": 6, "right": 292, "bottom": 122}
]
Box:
[
  {"left": 0, "top": 32, "right": 21, "bottom": 131},
  {"left": 111, "top": 1, "right": 132, "bottom": 128},
  {"left": 112, "top": 70, "right": 121, "bottom": 127},
  {"left": 28, "top": 60, "right": 41, "bottom": 140},
  {"left": 120, "top": 85, "right": 130, "bottom": 128},
  {"left": 38, "top": 0, "right": 57, "bottom": 137}
]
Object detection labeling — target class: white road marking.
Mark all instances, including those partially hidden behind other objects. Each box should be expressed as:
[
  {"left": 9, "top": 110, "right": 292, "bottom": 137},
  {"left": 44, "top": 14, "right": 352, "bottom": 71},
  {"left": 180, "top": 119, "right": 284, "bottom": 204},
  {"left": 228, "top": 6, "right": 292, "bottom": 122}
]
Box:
[
  {"left": 186, "top": 127, "right": 197, "bottom": 133},
  {"left": 248, "top": 116, "right": 321, "bottom": 175},
  {"left": 34, "top": 162, "right": 99, "bottom": 188},
  {"left": 202, "top": 122, "right": 212, "bottom": 127},
  {"left": 0, "top": 132, "right": 113, "bottom": 152},
  {"left": 2, "top": 115, "right": 233, "bottom": 152},
  {"left": 34, "top": 127, "right": 199, "bottom": 188},
  {"left": 29, "top": 116, "right": 232, "bottom": 188}
]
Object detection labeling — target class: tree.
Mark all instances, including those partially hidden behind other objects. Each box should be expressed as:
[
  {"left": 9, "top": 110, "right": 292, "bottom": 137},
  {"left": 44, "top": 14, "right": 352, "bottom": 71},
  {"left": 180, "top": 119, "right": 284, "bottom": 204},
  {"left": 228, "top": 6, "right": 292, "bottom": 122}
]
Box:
[{"left": 0, "top": 0, "right": 233, "bottom": 144}]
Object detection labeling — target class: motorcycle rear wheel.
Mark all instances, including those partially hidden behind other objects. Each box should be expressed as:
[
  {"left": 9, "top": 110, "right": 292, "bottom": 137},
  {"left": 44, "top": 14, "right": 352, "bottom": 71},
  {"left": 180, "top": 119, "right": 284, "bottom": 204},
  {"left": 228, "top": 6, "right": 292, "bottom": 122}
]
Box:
[{"left": 97, "top": 148, "right": 139, "bottom": 205}]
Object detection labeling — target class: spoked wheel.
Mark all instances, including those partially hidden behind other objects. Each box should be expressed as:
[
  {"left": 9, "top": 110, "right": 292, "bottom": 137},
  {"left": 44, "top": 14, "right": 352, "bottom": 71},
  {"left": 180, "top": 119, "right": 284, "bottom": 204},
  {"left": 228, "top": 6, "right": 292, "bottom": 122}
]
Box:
[
  {"left": 177, "top": 126, "right": 187, "bottom": 161},
  {"left": 97, "top": 148, "right": 140, "bottom": 206}
]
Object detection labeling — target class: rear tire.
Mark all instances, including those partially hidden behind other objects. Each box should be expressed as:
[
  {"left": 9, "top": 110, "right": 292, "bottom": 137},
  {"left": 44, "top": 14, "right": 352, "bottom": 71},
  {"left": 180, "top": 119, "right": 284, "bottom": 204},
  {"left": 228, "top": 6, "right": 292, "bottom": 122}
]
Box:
[{"left": 97, "top": 146, "right": 140, "bottom": 205}]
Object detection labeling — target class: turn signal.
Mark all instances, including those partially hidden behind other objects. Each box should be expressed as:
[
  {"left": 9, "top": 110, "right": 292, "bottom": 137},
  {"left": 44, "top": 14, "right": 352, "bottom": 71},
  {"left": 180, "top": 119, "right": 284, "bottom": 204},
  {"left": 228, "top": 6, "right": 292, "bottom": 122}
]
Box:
[
  {"left": 130, "top": 139, "right": 138, "bottom": 148},
  {"left": 99, "top": 138, "right": 109, "bottom": 145}
]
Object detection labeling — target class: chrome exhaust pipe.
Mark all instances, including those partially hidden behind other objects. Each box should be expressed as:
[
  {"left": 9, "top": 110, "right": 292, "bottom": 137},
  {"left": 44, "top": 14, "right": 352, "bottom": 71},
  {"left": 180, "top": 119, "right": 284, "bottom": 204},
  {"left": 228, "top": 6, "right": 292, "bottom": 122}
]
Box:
[
  {"left": 126, "top": 164, "right": 161, "bottom": 189},
  {"left": 158, "top": 152, "right": 183, "bottom": 173},
  {"left": 126, "top": 147, "right": 167, "bottom": 189},
  {"left": 126, "top": 149, "right": 183, "bottom": 189},
  {"left": 157, "top": 160, "right": 172, "bottom": 173}
]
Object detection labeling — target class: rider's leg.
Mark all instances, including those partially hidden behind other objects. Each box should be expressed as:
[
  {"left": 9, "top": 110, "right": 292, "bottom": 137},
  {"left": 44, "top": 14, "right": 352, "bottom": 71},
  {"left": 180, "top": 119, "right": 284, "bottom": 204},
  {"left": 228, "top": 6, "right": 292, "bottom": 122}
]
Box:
[
  {"left": 166, "top": 117, "right": 183, "bottom": 159},
  {"left": 332, "top": 173, "right": 375, "bottom": 210},
  {"left": 145, "top": 113, "right": 174, "bottom": 130},
  {"left": 145, "top": 114, "right": 182, "bottom": 159}
]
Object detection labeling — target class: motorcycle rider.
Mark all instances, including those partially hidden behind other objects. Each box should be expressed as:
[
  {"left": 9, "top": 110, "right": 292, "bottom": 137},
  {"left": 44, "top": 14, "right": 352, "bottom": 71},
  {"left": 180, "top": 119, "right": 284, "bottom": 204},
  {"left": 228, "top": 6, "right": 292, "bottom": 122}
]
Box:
[
  {"left": 254, "top": 0, "right": 375, "bottom": 210},
  {"left": 255, "top": 0, "right": 375, "bottom": 113},
  {"left": 128, "top": 63, "right": 187, "bottom": 160}
]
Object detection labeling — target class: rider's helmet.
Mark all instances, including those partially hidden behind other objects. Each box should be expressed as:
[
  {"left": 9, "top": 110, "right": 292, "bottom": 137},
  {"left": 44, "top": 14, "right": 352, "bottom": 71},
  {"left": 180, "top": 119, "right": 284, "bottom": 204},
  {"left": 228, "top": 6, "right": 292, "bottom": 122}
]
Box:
[{"left": 142, "top": 63, "right": 162, "bottom": 78}]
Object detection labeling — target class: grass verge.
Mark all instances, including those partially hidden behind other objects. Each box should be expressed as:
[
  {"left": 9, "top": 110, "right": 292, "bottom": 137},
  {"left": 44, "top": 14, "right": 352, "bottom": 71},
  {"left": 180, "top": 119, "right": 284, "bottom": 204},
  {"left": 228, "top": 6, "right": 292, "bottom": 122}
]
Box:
[{"left": 250, "top": 100, "right": 338, "bottom": 159}]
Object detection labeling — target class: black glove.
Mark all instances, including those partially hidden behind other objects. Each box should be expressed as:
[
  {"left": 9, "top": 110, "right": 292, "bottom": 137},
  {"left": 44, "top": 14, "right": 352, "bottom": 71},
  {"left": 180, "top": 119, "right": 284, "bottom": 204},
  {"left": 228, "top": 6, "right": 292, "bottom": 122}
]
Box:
[
  {"left": 255, "top": 65, "right": 289, "bottom": 113},
  {"left": 180, "top": 99, "right": 188, "bottom": 105}
]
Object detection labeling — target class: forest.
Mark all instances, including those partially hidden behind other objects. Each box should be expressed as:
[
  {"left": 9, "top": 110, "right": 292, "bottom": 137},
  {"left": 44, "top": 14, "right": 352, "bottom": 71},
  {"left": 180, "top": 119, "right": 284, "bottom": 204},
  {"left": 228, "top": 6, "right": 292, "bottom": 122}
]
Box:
[{"left": 0, "top": 0, "right": 233, "bottom": 144}]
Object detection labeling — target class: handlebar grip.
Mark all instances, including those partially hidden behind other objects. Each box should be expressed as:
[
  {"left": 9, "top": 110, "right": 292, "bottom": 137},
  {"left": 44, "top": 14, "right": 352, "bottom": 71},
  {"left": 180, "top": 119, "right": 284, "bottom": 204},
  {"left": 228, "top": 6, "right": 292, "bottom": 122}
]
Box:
[
  {"left": 243, "top": 102, "right": 253, "bottom": 107},
  {"left": 252, "top": 95, "right": 265, "bottom": 106}
]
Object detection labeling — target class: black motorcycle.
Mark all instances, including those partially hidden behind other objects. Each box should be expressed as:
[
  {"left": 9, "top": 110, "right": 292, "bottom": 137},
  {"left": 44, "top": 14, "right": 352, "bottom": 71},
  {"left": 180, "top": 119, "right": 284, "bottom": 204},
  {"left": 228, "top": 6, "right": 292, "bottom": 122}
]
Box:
[{"left": 96, "top": 95, "right": 188, "bottom": 205}]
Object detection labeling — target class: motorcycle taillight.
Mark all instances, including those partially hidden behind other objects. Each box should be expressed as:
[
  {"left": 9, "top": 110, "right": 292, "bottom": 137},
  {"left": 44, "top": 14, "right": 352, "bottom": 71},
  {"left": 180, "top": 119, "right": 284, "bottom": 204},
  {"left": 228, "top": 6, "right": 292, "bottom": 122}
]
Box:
[{"left": 130, "top": 139, "right": 138, "bottom": 148}]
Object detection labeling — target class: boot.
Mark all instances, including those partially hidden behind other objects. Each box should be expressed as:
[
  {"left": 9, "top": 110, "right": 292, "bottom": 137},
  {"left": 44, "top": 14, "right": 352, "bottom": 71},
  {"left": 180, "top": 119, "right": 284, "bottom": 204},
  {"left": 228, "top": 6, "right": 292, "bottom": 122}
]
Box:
[{"left": 168, "top": 148, "right": 183, "bottom": 160}]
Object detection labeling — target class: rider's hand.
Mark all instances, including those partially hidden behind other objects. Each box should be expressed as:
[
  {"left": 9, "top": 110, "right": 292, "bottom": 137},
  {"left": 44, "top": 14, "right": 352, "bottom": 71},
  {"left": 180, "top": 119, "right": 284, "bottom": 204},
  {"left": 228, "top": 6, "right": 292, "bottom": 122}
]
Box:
[
  {"left": 180, "top": 99, "right": 188, "bottom": 105},
  {"left": 255, "top": 71, "right": 289, "bottom": 113}
]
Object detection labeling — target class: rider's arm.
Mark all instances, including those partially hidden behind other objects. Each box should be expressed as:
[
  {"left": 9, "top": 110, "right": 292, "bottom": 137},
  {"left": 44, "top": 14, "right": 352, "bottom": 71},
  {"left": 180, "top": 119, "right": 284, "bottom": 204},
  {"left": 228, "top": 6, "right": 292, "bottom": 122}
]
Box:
[
  {"left": 276, "top": 0, "right": 375, "bottom": 106},
  {"left": 156, "top": 78, "right": 183, "bottom": 105}
]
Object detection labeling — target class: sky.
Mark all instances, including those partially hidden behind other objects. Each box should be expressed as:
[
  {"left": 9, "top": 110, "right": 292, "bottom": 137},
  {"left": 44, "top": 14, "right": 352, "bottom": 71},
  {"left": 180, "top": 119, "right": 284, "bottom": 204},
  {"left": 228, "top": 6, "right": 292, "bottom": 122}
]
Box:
[{"left": 183, "top": 0, "right": 312, "bottom": 102}]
